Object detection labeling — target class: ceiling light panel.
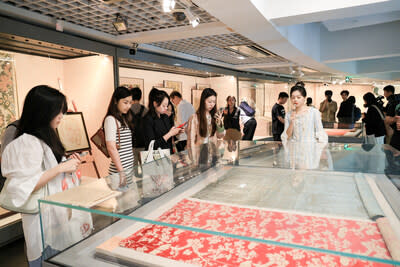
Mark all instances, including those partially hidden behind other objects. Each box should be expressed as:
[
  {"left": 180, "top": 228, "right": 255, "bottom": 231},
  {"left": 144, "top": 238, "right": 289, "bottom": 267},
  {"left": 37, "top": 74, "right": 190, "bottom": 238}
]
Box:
[
  {"left": 150, "top": 33, "right": 289, "bottom": 65},
  {"left": 1, "top": 0, "right": 218, "bottom": 35}
]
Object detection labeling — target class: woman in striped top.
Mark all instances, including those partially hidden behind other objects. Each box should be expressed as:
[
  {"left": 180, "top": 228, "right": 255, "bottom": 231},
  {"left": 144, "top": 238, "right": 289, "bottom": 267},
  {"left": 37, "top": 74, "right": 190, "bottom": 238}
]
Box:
[{"left": 104, "top": 87, "right": 135, "bottom": 176}]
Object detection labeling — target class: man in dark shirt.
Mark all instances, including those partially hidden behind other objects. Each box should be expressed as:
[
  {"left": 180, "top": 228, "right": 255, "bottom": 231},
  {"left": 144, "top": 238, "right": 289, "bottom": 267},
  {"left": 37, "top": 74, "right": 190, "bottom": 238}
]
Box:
[
  {"left": 384, "top": 85, "right": 397, "bottom": 145},
  {"left": 337, "top": 90, "right": 353, "bottom": 125},
  {"left": 271, "top": 92, "right": 288, "bottom": 141}
]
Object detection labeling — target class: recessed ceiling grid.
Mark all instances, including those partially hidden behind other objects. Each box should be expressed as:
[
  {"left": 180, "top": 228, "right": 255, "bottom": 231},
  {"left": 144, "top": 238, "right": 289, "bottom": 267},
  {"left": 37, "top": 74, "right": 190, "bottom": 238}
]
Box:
[
  {"left": 2, "top": 0, "right": 218, "bottom": 35},
  {"left": 0, "top": 32, "right": 97, "bottom": 59},
  {"left": 150, "top": 33, "right": 290, "bottom": 65}
]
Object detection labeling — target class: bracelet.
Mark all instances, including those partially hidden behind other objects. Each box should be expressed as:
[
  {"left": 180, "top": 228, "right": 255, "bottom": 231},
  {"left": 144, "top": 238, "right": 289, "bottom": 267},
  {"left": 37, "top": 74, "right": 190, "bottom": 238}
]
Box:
[{"left": 216, "top": 124, "right": 225, "bottom": 133}]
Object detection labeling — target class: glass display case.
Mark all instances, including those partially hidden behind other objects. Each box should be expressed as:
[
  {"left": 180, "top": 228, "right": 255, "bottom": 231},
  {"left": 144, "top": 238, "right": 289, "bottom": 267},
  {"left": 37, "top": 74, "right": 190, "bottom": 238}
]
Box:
[{"left": 40, "top": 141, "right": 400, "bottom": 267}]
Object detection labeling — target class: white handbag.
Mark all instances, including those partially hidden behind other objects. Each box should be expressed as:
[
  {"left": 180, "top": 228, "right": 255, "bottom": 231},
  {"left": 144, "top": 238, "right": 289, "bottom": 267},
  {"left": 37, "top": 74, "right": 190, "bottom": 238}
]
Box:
[
  {"left": 140, "top": 140, "right": 171, "bottom": 164},
  {"left": 140, "top": 140, "right": 174, "bottom": 198},
  {"left": 0, "top": 146, "right": 47, "bottom": 214},
  {"left": 0, "top": 180, "right": 48, "bottom": 214}
]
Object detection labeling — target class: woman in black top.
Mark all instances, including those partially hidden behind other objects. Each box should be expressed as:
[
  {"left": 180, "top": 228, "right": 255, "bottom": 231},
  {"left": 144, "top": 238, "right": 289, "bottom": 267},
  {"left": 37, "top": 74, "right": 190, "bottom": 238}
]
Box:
[
  {"left": 143, "top": 88, "right": 182, "bottom": 151},
  {"left": 362, "top": 92, "right": 385, "bottom": 144},
  {"left": 223, "top": 96, "right": 240, "bottom": 131}
]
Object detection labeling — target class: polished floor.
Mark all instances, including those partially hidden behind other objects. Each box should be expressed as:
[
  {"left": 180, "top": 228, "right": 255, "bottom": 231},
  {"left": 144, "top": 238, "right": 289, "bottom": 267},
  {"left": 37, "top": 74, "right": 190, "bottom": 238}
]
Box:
[{"left": 0, "top": 238, "right": 27, "bottom": 267}]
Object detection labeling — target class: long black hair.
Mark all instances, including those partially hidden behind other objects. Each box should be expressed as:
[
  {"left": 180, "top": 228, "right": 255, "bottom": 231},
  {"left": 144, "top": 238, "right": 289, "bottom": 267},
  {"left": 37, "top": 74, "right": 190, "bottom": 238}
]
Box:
[
  {"left": 148, "top": 88, "right": 169, "bottom": 119},
  {"left": 197, "top": 88, "right": 217, "bottom": 138},
  {"left": 17, "top": 85, "right": 67, "bottom": 162},
  {"left": 225, "top": 95, "right": 236, "bottom": 109},
  {"left": 104, "top": 86, "right": 134, "bottom": 130},
  {"left": 363, "top": 92, "right": 377, "bottom": 108}
]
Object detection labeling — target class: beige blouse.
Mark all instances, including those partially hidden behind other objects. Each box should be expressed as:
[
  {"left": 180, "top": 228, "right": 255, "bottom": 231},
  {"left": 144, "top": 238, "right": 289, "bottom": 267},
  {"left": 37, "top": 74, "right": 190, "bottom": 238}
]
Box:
[{"left": 187, "top": 113, "right": 224, "bottom": 148}]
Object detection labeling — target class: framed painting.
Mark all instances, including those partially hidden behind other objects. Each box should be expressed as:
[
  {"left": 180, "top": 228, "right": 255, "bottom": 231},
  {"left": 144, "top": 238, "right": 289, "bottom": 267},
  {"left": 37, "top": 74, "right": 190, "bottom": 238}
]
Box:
[
  {"left": 57, "top": 112, "right": 91, "bottom": 153},
  {"left": 120, "top": 77, "right": 145, "bottom": 104},
  {"left": 0, "top": 52, "right": 19, "bottom": 138},
  {"left": 163, "top": 80, "right": 182, "bottom": 93},
  {"left": 196, "top": 83, "right": 210, "bottom": 90}
]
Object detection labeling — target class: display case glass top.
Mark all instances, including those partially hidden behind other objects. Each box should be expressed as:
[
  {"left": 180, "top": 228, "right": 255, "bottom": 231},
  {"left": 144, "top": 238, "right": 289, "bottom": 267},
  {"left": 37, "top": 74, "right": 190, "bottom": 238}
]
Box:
[{"left": 40, "top": 141, "right": 400, "bottom": 267}]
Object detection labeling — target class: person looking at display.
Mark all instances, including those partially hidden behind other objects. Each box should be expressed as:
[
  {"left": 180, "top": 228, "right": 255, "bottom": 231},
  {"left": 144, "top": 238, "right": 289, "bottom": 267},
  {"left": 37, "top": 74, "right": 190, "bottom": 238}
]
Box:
[
  {"left": 170, "top": 91, "right": 195, "bottom": 151},
  {"left": 383, "top": 85, "right": 397, "bottom": 144},
  {"left": 306, "top": 97, "right": 314, "bottom": 107},
  {"left": 143, "top": 88, "right": 183, "bottom": 152},
  {"left": 104, "top": 86, "right": 135, "bottom": 176},
  {"left": 238, "top": 98, "right": 257, "bottom": 140},
  {"left": 271, "top": 92, "right": 289, "bottom": 141},
  {"left": 362, "top": 92, "right": 385, "bottom": 144},
  {"left": 1, "top": 85, "right": 82, "bottom": 266},
  {"left": 337, "top": 90, "right": 354, "bottom": 125},
  {"left": 281, "top": 85, "right": 327, "bottom": 143},
  {"left": 187, "top": 88, "right": 225, "bottom": 148},
  {"left": 319, "top": 90, "right": 337, "bottom": 127},
  {"left": 129, "top": 87, "right": 148, "bottom": 168},
  {"left": 223, "top": 95, "right": 241, "bottom": 140}
]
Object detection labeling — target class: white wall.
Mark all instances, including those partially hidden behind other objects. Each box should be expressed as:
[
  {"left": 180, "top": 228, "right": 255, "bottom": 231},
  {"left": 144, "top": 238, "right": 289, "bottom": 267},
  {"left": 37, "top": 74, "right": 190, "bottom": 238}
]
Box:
[
  {"left": 14, "top": 53, "right": 64, "bottom": 113},
  {"left": 63, "top": 55, "right": 114, "bottom": 177},
  {"left": 208, "top": 76, "right": 237, "bottom": 110}
]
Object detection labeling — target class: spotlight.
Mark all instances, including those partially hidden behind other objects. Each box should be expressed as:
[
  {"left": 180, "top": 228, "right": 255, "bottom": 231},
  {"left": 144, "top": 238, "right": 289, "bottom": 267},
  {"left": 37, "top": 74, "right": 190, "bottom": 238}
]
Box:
[
  {"left": 129, "top": 43, "right": 138, "bottom": 55},
  {"left": 162, "top": 0, "right": 175, "bottom": 12},
  {"left": 172, "top": 11, "right": 186, "bottom": 22},
  {"left": 113, "top": 13, "right": 128, "bottom": 32},
  {"left": 185, "top": 8, "right": 200, "bottom": 28}
]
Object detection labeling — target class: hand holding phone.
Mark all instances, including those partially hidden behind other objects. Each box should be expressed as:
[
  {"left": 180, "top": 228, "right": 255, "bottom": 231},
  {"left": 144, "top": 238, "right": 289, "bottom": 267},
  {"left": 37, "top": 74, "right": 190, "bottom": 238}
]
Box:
[{"left": 177, "top": 122, "right": 187, "bottom": 128}]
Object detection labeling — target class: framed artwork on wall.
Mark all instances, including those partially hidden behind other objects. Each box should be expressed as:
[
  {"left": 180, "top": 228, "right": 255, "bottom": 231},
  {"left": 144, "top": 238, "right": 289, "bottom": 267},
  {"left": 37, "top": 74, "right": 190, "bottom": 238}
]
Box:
[
  {"left": 120, "top": 77, "right": 145, "bottom": 104},
  {"left": 56, "top": 112, "right": 91, "bottom": 153},
  {"left": 196, "top": 83, "right": 210, "bottom": 90},
  {"left": 156, "top": 87, "right": 174, "bottom": 97},
  {"left": 163, "top": 80, "right": 182, "bottom": 93},
  {"left": 0, "top": 52, "right": 19, "bottom": 138}
]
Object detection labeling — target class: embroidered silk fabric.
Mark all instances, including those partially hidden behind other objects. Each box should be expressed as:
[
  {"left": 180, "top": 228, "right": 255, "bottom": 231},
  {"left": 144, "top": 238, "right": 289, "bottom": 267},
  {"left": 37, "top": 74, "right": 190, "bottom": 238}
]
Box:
[{"left": 120, "top": 199, "right": 390, "bottom": 266}]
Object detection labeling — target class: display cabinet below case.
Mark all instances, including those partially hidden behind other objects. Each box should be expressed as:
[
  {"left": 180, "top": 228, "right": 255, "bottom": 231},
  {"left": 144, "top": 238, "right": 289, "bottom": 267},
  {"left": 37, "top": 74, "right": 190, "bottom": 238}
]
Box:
[{"left": 40, "top": 141, "right": 400, "bottom": 267}]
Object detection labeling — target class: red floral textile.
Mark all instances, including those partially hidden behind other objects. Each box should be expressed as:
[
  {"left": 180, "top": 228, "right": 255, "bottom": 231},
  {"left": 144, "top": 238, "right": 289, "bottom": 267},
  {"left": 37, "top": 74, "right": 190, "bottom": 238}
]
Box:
[{"left": 120, "top": 199, "right": 391, "bottom": 266}]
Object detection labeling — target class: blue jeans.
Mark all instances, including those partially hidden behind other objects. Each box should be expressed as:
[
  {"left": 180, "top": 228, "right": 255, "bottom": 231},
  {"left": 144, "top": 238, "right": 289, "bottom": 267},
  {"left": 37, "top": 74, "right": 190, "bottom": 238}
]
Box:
[{"left": 28, "top": 246, "right": 59, "bottom": 267}]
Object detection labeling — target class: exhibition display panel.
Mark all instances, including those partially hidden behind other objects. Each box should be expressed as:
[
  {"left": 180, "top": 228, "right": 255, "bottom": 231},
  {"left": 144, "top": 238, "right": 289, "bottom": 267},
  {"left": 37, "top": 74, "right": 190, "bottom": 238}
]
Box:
[{"left": 40, "top": 141, "right": 400, "bottom": 266}]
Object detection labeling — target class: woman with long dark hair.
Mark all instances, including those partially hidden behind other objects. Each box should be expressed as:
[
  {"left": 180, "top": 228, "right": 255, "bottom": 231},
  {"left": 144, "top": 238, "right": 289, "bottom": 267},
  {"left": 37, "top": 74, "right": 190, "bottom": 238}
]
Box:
[
  {"left": 223, "top": 95, "right": 241, "bottom": 140},
  {"left": 142, "top": 88, "right": 182, "bottom": 151},
  {"left": 187, "top": 88, "right": 224, "bottom": 148},
  {"left": 104, "top": 86, "right": 135, "bottom": 174},
  {"left": 1, "top": 85, "right": 83, "bottom": 266},
  {"left": 362, "top": 92, "right": 385, "bottom": 144}
]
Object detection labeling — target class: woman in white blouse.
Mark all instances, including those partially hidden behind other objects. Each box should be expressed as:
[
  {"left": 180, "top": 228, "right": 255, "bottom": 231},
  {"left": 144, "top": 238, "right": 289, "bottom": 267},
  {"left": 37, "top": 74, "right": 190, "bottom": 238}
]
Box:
[
  {"left": 281, "top": 85, "right": 328, "bottom": 169},
  {"left": 1, "top": 85, "right": 82, "bottom": 266},
  {"left": 281, "top": 85, "right": 328, "bottom": 143},
  {"left": 104, "top": 86, "right": 134, "bottom": 177}
]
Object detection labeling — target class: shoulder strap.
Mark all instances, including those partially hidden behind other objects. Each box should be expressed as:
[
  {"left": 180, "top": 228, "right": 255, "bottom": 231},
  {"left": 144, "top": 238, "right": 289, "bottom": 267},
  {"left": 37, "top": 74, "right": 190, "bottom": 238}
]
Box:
[
  {"left": 115, "top": 118, "right": 120, "bottom": 149},
  {"left": 371, "top": 105, "right": 385, "bottom": 121}
]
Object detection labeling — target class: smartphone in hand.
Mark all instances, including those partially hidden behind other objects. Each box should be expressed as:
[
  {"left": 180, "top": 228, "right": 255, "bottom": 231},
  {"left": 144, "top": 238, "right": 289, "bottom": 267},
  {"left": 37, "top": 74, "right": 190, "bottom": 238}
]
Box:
[{"left": 177, "top": 122, "right": 188, "bottom": 128}]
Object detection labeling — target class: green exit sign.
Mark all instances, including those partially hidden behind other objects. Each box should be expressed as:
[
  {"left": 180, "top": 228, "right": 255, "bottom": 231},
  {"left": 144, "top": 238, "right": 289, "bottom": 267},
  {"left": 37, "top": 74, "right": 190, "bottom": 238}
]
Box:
[{"left": 345, "top": 76, "right": 352, "bottom": 83}]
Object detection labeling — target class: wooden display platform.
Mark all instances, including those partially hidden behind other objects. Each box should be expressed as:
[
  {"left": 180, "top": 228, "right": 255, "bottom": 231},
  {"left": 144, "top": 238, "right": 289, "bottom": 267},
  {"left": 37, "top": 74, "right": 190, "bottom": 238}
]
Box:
[{"left": 0, "top": 207, "right": 14, "bottom": 220}]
